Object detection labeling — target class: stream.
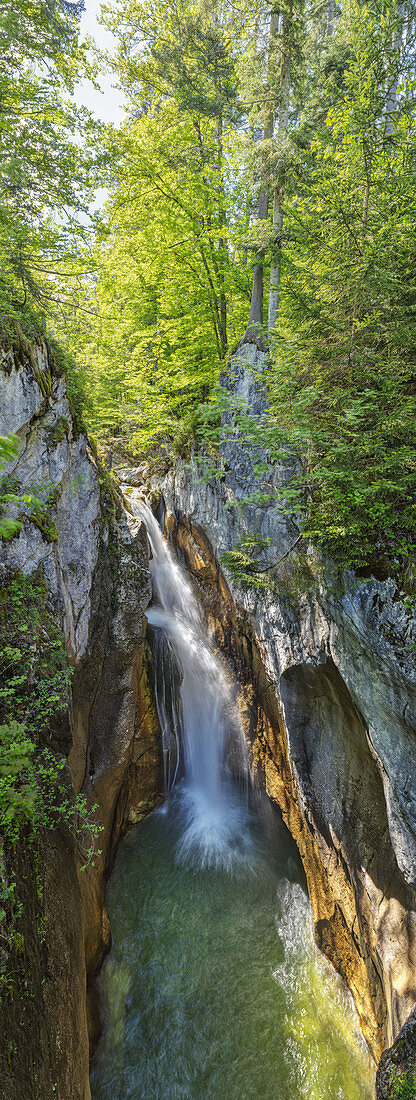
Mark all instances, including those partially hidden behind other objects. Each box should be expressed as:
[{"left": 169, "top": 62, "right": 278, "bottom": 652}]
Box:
[{"left": 90, "top": 499, "right": 375, "bottom": 1099}]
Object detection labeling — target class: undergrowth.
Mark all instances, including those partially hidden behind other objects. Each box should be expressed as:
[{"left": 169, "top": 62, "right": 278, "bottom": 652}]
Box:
[
  {"left": 390, "top": 1067, "right": 416, "bottom": 1099},
  {"left": 221, "top": 533, "right": 321, "bottom": 607},
  {"left": 0, "top": 570, "right": 101, "bottom": 998}
]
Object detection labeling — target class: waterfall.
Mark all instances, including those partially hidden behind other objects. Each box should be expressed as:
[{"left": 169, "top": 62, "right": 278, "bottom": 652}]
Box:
[
  {"left": 92, "top": 494, "right": 375, "bottom": 1100},
  {"left": 129, "top": 495, "right": 253, "bottom": 871}
]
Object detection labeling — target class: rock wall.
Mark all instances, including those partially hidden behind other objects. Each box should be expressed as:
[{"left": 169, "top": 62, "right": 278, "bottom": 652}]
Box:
[
  {"left": 0, "top": 331, "right": 163, "bottom": 1097},
  {"left": 125, "top": 342, "right": 416, "bottom": 1063},
  {"left": 376, "top": 1006, "right": 416, "bottom": 1098},
  {"left": 3, "top": 328, "right": 415, "bottom": 1089}
]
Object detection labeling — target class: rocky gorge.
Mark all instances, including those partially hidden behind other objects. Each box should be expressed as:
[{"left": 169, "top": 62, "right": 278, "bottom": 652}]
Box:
[
  {"left": 120, "top": 342, "right": 416, "bottom": 1085},
  {"left": 0, "top": 331, "right": 163, "bottom": 1098},
  {"left": 0, "top": 333, "right": 415, "bottom": 1098}
]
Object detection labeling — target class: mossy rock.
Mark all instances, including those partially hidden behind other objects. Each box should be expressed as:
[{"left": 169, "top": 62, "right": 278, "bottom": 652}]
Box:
[
  {"left": 28, "top": 513, "right": 58, "bottom": 543},
  {"left": 45, "top": 417, "right": 70, "bottom": 448},
  {"left": 389, "top": 1067, "right": 416, "bottom": 1099},
  {"left": 377, "top": 1008, "right": 416, "bottom": 1099}
]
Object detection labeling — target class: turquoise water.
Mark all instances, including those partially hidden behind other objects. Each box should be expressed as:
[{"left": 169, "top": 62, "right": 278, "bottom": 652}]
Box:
[{"left": 90, "top": 794, "right": 374, "bottom": 1100}]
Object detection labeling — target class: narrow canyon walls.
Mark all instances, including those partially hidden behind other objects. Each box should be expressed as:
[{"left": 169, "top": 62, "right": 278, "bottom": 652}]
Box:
[
  {"left": 1, "top": 329, "right": 415, "bottom": 1093},
  {"left": 135, "top": 342, "right": 416, "bottom": 1061},
  {"left": 0, "top": 332, "right": 163, "bottom": 1098}
]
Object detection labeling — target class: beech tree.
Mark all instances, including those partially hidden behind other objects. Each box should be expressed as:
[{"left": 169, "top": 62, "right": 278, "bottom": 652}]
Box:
[
  {"left": 65, "top": 0, "right": 253, "bottom": 451},
  {"left": 0, "top": 0, "right": 98, "bottom": 320},
  {"left": 103, "top": 0, "right": 244, "bottom": 356},
  {"left": 54, "top": 0, "right": 416, "bottom": 576}
]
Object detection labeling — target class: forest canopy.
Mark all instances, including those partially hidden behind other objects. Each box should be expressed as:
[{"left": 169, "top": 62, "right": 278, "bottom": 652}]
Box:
[{"left": 1, "top": 0, "right": 416, "bottom": 573}]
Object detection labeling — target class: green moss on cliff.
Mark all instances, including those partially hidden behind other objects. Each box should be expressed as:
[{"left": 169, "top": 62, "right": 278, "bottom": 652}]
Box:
[
  {"left": 0, "top": 571, "right": 100, "bottom": 999},
  {"left": 391, "top": 1068, "right": 416, "bottom": 1099}
]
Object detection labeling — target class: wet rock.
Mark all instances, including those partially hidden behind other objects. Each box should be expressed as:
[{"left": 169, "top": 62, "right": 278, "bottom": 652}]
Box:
[
  {"left": 0, "top": 339, "right": 163, "bottom": 1098},
  {"left": 0, "top": 827, "right": 89, "bottom": 1100},
  {"left": 117, "top": 464, "right": 150, "bottom": 486},
  {"left": 155, "top": 342, "right": 416, "bottom": 1063},
  {"left": 376, "top": 1005, "right": 416, "bottom": 1098}
]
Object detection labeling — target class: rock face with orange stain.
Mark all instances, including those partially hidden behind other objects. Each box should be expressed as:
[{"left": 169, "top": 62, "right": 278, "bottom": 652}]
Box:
[{"left": 137, "top": 341, "right": 416, "bottom": 1067}]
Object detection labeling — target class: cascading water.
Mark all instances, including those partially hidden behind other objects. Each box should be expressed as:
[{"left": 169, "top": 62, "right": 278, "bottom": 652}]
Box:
[
  {"left": 131, "top": 496, "right": 252, "bottom": 871},
  {"left": 90, "top": 494, "right": 375, "bottom": 1099}
]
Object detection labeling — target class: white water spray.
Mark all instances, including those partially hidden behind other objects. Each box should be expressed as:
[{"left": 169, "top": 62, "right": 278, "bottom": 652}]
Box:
[{"left": 128, "top": 494, "right": 253, "bottom": 870}]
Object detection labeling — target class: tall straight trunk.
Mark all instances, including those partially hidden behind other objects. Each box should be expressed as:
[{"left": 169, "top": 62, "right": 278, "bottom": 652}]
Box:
[
  {"left": 216, "top": 111, "right": 228, "bottom": 355},
  {"left": 243, "top": 7, "right": 279, "bottom": 339},
  {"left": 351, "top": 154, "right": 372, "bottom": 331},
  {"left": 326, "top": 0, "right": 334, "bottom": 37},
  {"left": 193, "top": 109, "right": 227, "bottom": 358},
  {"left": 385, "top": 2, "right": 405, "bottom": 134},
  {"left": 268, "top": 0, "right": 293, "bottom": 334}
]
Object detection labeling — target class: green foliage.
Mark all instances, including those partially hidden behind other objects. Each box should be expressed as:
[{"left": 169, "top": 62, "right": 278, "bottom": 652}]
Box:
[
  {"left": 222, "top": 535, "right": 272, "bottom": 592},
  {"left": 0, "top": 571, "right": 101, "bottom": 856},
  {"left": 69, "top": 0, "right": 416, "bottom": 574},
  {"left": 0, "top": 722, "right": 37, "bottom": 840},
  {"left": 3, "top": 0, "right": 415, "bottom": 579},
  {"left": 0, "top": 570, "right": 70, "bottom": 768},
  {"left": 265, "top": 0, "right": 416, "bottom": 573},
  {"left": 0, "top": 437, "right": 23, "bottom": 540},
  {"left": 105, "top": 0, "right": 240, "bottom": 121},
  {"left": 221, "top": 531, "right": 320, "bottom": 607},
  {"left": 0, "top": 0, "right": 100, "bottom": 324},
  {"left": 390, "top": 1067, "right": 416, "bottom": 1099},
  {"left": 0, "top": 570, "right": 101, "bottom": 994},
  {"left": 62, "top": 0, "right": 253, "bottom": 455},
  {"left": 27, "top": 484, "right": 60, "bottom": 543},
  {"left": 0, "top": 433, "right": 50, "bottom": 542},
  {"left": 0, "top": 443, "right": 61, "bottom": 546}
]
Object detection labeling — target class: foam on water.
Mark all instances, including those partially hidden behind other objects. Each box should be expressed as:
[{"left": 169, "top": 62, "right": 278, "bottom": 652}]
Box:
[
  {"left": 90, "top": 806, "right": 375, "bottom": 1100},
  {"left": 174, "top": 784, "right": 257, "bottom": 873},
  {"left": 91, "top": 492, "right": 375, "bottom": 1099}
]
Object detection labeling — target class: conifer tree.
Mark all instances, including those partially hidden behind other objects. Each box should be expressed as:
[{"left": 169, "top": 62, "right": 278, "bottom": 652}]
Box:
[{"left": 266, "top": 0, "right": 416, "bottom": 569}]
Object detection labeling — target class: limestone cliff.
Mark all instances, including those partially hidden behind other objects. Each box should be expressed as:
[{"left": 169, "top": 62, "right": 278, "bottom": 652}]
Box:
[
  {"left": 0, "top": 330, "right": 163, "bottom": 1098},
  {"left": 119, "top": 342, "right": 416, "bottom": 1064},
  {"left": 2, "top": 328, "right": 415, "bottom": 1091}
]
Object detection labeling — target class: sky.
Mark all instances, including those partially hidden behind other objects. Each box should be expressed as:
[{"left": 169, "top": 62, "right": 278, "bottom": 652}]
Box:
[{"left": 75, "top": 0, "right": 126, "bottom": 124}]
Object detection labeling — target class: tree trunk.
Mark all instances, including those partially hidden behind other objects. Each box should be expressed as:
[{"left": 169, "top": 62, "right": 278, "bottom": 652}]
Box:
[
  {"left": 326, "top": 0, "right": 334, "bottom": 37},
  {"left": 267, "top": 177, "right": 284, "bottom": 332},
  {"left": 243, "top": 7, "right": 279, "bottom": 341},
  {"left": 216, "top": 111, "right": 228, "bottom": 355},
  {"left": 246, "top": 262, "right": 264, "bottom": 333},
  {"left": 385, "top": 2, "right": 405, "bottom": 134},
  {"left": 351, "top": 155, "right": 372, "bottom": 331},
  {"left": 268, "top": 0, "right": 293, "bottom": 334}
]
